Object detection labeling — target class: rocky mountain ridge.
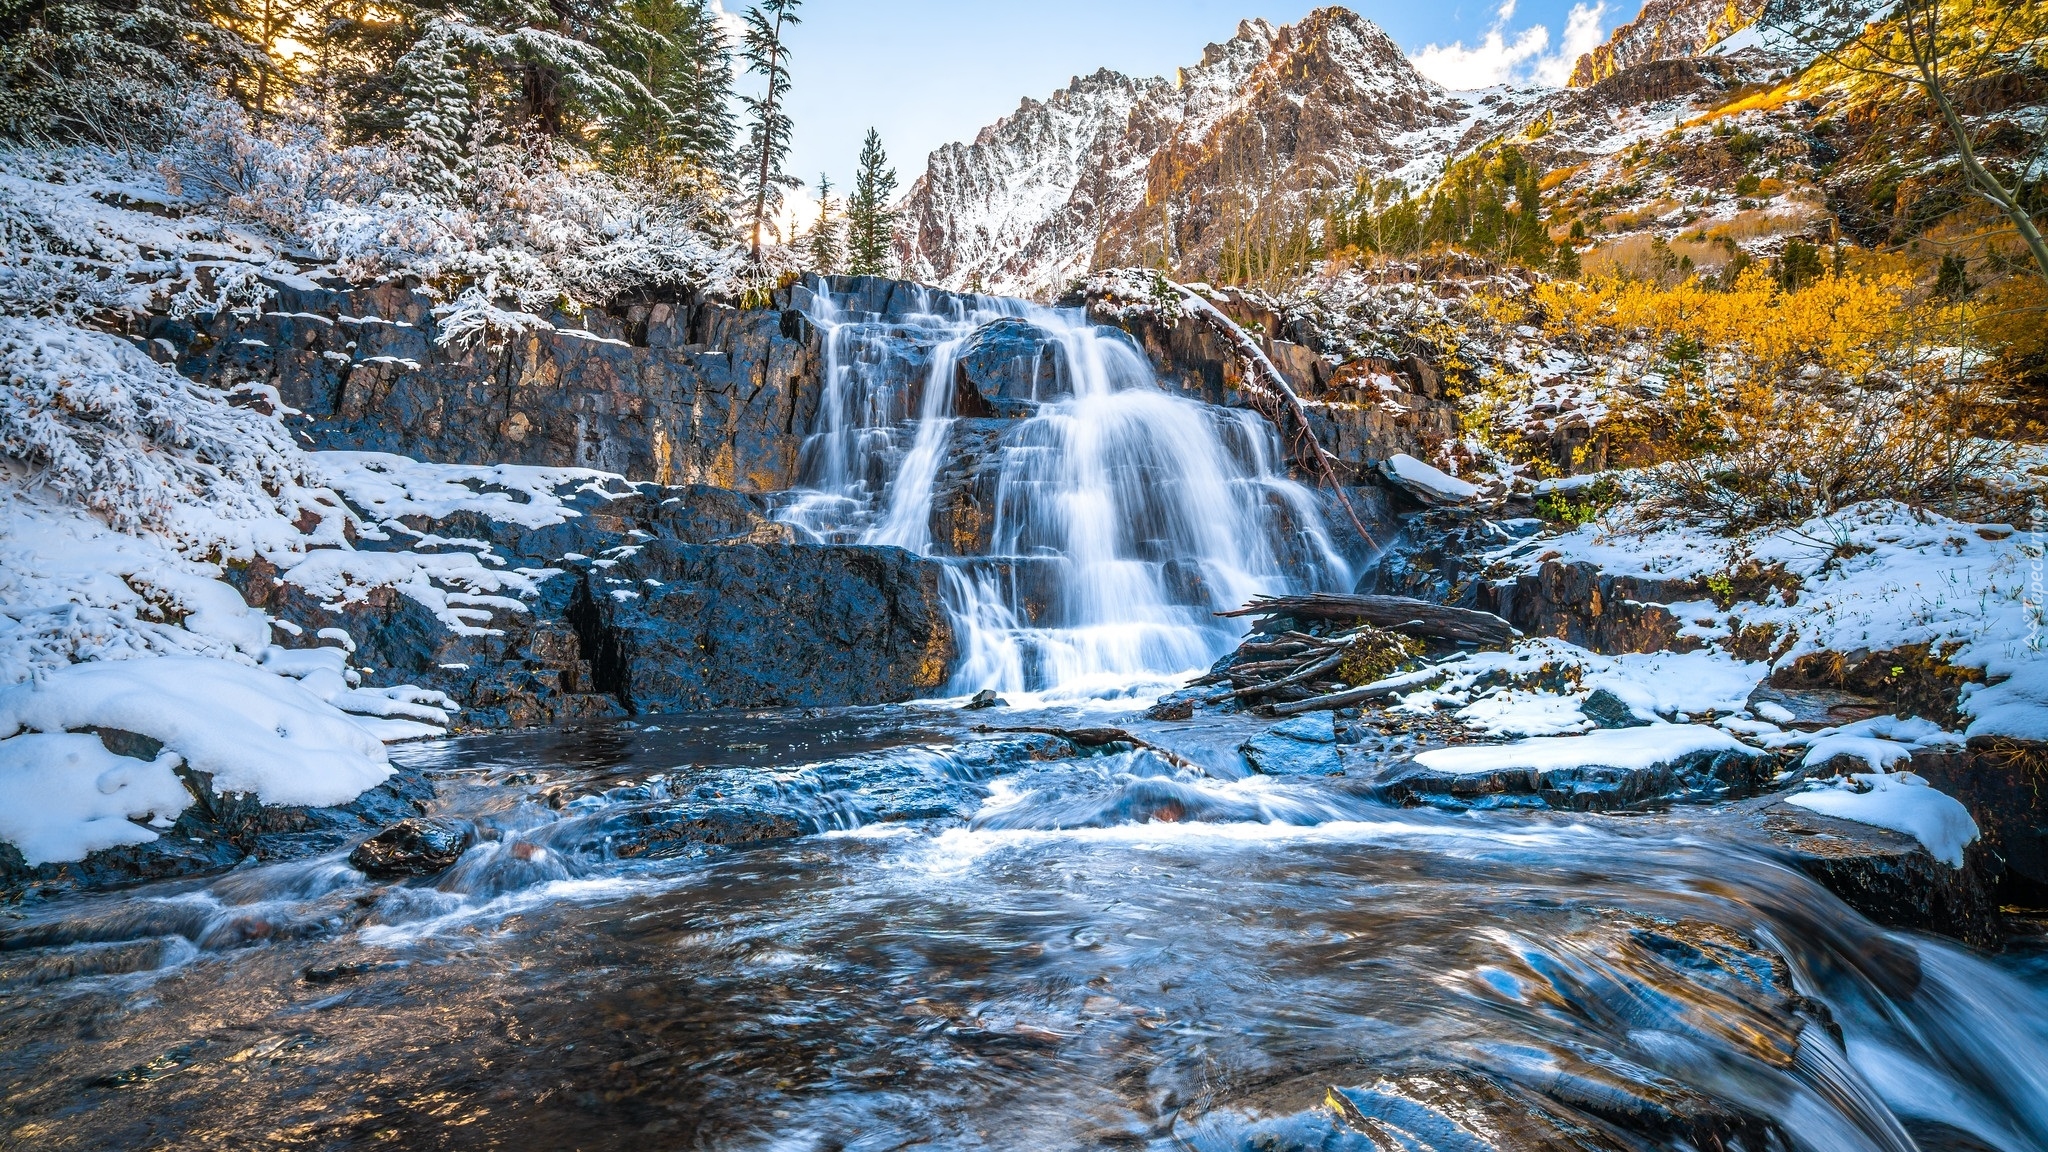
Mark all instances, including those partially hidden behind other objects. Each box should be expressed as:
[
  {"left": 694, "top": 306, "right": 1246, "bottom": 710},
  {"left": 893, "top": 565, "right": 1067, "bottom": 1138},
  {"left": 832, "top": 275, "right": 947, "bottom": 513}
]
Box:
[{"left": 897, "top": 10, "right": 1492, "bottom": 297}]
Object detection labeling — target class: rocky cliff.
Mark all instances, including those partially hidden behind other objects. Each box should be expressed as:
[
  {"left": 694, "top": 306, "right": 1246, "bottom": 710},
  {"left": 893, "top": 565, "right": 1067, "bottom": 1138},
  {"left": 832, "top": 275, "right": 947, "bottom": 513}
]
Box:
[{"left": 180, "top": 280, "right": 824, "bottom": 493}]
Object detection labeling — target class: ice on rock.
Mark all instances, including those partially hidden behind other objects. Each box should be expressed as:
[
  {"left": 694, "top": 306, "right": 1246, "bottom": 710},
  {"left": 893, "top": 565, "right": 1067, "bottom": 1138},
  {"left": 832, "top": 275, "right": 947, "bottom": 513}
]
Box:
[
  {"left": 1787, "top": 772, "right": 1979, "bottom": 868},
  {"left": 0, "top": 657, "right": 394, "bottom": 809},
  {"left": 0, "top": 733, "right": 192, "bottom": 865}
]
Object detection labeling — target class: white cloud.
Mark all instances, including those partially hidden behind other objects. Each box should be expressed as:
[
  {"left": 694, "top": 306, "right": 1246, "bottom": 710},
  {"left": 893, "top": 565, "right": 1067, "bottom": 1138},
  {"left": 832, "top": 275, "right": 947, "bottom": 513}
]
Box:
[
  {"left": 1410, "top": 1, "right": 1612, "bottom": 91},
  {"left": 705, "top": 0, "right": 750, "bottom": 49}
]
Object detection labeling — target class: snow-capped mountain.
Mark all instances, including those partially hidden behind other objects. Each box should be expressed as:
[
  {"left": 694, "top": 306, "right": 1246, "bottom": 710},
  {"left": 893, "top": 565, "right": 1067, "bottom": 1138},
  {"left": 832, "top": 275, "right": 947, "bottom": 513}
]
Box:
[
  {"left": 896, "top": 11, "right": 1479, "bottom": 298},
  {"left": 1568, "top": 0, "right": 1770, "bottom": 87}
]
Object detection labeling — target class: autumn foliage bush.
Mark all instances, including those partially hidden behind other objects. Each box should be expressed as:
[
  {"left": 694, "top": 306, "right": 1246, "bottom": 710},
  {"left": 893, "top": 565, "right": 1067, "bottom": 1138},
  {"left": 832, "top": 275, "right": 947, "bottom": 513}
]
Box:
[{"left": 1478, "top": 264, "right": 2012, "bottom": 530}]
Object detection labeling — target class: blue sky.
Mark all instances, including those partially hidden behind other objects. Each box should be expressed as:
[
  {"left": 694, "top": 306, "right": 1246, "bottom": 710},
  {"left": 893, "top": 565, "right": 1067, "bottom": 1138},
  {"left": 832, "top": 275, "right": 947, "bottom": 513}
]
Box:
[{"left": 735, "top": 0, "right": 1637, "bottom": 212}]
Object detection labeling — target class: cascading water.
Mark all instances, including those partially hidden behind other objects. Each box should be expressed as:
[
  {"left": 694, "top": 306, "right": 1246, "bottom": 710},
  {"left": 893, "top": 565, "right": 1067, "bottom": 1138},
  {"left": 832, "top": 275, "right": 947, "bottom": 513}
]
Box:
[{"left": 778, "top": 280, "right": 1355, "bottom": 701}]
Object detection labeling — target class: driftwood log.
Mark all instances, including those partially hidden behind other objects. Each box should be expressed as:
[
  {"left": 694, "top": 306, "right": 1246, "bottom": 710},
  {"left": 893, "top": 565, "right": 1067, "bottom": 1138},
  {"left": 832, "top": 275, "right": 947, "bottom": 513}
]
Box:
[{"left": 1217, "top": 593, "right": 1516, "bottom": 647}]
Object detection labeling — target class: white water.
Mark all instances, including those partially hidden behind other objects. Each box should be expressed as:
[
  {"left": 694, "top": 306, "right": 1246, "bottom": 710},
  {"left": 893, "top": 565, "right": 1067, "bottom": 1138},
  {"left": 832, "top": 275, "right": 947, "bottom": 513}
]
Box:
[{"left": 779, "top": 280, "right": 1354, "bottom": 702}]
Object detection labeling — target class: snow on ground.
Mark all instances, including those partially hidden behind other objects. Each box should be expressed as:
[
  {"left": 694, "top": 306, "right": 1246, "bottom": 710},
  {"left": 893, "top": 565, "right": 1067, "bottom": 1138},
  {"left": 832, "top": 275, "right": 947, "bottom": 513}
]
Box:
[
  {"left": 1389, "top": 640, "right": 1768, "bottom": 737},
  {"left": 1786, "top": 772, "right": 1980, "bottom": 868},
  {"left": 0, "top": 319, "right": 636, "bottom": 866},
  {"left": 1497, "top": 500, "right": 2045, "bottom": 742}
]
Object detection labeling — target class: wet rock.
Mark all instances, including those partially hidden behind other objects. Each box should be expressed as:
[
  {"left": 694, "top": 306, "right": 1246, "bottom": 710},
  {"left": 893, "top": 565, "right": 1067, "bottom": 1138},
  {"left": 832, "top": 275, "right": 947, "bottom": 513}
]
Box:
[
  {"left": 1241, "top": 718, "right": 1344, "bottom": 777},
  {"left": 348, "top": 818, "right": 477, "bottom": 879},
  {"left": 1745, "top": 684, "right": 1885, "bottom": 730},
  {"left": 2, "top": 763, "right": 434, "bottom": 901},
  {"left": 580, "top": 541, "right": 956, "bottom": 713},
  {"left": 953, "top": 318, "right": 1068, "bottom": 416},
  {"left": 1912, "top": 741, "right": 2048, "bottom": 901},
  {"left": 1725, "top": 797, "right": 2001, "bottom": 946},
  {"left": 1582, "top": 688, "right": 1650, "bottom": 729},
  {"left": 587, "top": 801, "right": 809, "bottom": 860},
  {"left": 964, "top": 689, "right": 1007, "bottom": 710},
  {"left": 1143, "top": 695, "right": 1197, "bottom": 722}
]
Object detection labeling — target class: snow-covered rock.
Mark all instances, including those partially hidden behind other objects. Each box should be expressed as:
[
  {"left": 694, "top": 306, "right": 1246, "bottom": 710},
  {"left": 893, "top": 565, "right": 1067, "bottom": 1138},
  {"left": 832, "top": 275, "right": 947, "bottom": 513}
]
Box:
[
  {"left": 0, "top": 657, "right": 396, "bottom": 809},
  {"left": 1381, "top": 453, "right": 1480, "bottom": 505},
  {"left": 1787, "top": 772, "right": 1980, "bottom": 868}
]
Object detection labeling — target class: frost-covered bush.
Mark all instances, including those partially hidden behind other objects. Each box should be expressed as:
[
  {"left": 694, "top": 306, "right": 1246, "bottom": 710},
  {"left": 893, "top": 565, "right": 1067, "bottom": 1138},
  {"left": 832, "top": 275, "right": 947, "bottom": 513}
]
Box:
[
  {"left": 161, "top": 100, "right": 747, "bottom": 311},
  {"left": 0, "top": 317, "right": 312, "bottom": 553}
]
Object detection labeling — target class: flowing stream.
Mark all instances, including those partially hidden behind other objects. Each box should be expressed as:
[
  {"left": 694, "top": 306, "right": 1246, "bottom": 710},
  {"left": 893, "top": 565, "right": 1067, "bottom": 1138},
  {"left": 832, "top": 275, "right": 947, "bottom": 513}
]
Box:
[
  {"left": 6, "top": 283, "right": 2045, "bottom": 1149},
  {"left": 776, "top": 283, "right": 1353, "bottom": 703},
  {"left": 2, "top": 710, "right": 2044, "bottom": 1150}
]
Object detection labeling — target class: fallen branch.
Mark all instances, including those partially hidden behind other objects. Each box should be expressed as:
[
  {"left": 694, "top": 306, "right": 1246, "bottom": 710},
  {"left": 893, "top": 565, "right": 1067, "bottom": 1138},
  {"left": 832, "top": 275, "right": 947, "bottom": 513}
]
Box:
[
  {"left": 1171, "top": 284, "right": 1376, "bottom": 549},
  {"left": 1268, "top": 666, "right": 1451, "bottom": 716},
  {"left": 1219, "top": 593, "right": 1517, "bottom": 646}
]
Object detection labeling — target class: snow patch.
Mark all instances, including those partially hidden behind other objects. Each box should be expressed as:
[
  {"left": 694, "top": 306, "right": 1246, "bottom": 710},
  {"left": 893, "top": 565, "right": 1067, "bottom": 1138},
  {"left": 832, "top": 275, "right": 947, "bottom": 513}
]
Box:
[
  {"left": 0, "top": 734, "right": 192, "bottom": 865},
  {"left": 1786, "top": 772, "right": 1979, "bottom": 868},
  {"left": 1413, "top": 724, "right": 1760, "bottom": 775},
  {"left": 0, "top": 657, "right": 394, "bottom": 809}
]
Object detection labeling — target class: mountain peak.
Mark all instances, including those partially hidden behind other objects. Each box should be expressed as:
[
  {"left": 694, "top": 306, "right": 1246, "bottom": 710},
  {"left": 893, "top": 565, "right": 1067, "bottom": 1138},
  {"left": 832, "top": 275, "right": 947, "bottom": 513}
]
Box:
[
  {"left": 896, "top": 6, "right": 1460, "bottom": 297},
  {"left": 1569, "top": 0, "right": 1768, "bottom": 86}
]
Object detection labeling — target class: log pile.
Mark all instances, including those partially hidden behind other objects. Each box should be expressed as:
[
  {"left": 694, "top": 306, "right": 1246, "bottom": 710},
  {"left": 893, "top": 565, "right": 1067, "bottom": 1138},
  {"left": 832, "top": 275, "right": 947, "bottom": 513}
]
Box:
[
  {"left": 1217, "top": 594, "right": 1516, "bottom": 646},
  {"left": 1196, "top": 593, "right": 1515, "bottom": 715}
]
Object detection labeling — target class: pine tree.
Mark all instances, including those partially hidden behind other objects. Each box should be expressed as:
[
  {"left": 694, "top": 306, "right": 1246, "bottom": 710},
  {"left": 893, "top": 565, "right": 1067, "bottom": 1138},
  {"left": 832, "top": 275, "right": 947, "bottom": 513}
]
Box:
[
  {"left": 602, "top": 0, "right": 733, "bottom": 179},
  {"left": 805, "top": 174, "right": 842, "bottom": 273},
  {"left": 320, "top": 2, "right": 655, "bottom": 147},
  {"left": 845, "top": 129, "right": 898, "bottom": 276},
  {"left": 0, "top": 0, "right": 271, "bottom": 145},
  {"left": 740, "top": 0, "right": 801, "bottom": 259},
  {"left": 395, "top": 21, "right": 472, "bottom": 197}
]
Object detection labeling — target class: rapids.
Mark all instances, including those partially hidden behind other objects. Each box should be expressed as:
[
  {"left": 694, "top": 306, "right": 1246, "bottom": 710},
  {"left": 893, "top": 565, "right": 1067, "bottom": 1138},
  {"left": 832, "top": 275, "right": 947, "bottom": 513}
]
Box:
[{"left": 1, "top": 709, "right": 2044, "bottom": 1150}]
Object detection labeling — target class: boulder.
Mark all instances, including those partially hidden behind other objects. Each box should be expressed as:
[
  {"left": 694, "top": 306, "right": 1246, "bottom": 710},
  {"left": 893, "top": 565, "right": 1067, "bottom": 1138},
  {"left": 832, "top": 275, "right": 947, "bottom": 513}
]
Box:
[
  {"left": 1241, "top": 715, "right": 1343, "bottom": 776},
  {"left": 1372, "top": 728, "right": 1775, "bottom": 812},
  {"left": 1723, "top": 797, "right": 2001, "bottom": 946},
  {"left": 953, "top": 318, "right": 1069, "bottom": 416},
  {"left": 348, "top": 817, "right": 477, "bottom": 879},
  {"left": 1582, "top": 687, "right": 1650, "bottom": 729},
  {"left": 1380, "top": 453, "right": 1479, "bottom": 506}
]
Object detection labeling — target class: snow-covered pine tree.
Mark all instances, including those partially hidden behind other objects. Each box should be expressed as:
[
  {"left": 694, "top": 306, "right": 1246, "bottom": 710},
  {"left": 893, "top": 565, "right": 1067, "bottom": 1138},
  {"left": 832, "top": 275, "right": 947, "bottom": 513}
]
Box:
[
  {"left": 845, "top": 129, "right": 897, "bottom": 276},
  {"left": 319, "top": 1, "right": 654, "bottom": 149},
  {"left": 602, "top": 0, "right": 733, "bottom": 180},
  {"left": 740, "top": 0, "right": 801, "bottom": 259},
  {"left": 0, "top": 0, "right": 271, "bottom": 145},
  {"left": 805, "top": 173, "right": 841, "bottom": 273},
  {"left": 394, "top": 20, "right": 472, "bottom": 198}
]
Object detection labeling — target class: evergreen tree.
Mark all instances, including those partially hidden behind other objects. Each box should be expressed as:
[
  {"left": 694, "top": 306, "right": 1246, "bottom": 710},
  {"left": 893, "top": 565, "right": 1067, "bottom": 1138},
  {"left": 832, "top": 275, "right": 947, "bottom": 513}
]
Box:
[
  {"left": 1935, "top": 253, "right": 1972, "bottom": 300},
  {"left": 805, "top": 173, "right": 842, "bottom": 273},
  {"left": 394, "top": 20, "right": 472, "bottom": 197},
  {"left": 602, "top": 0, "right": 733, "bottom": 179},
  {"left": 0, "top": 0, "right": 271, "bottom": 145},
  {"left": 845, "top": 128, "right": 897, "bottom": 276},
  {"left": 740, "top": 0, "right": 800, "bottom": 259},
  {"left": 1776, "top": 239, "right": 1826, "bottom": 292},
  {"left": 321, "top": 2, "right": 655, "bottom": 147}
]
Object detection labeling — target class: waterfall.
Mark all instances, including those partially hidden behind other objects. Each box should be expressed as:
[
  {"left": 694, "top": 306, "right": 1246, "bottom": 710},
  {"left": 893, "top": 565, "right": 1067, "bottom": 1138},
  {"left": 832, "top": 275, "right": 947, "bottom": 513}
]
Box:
[{"left": 779, "top": 278, "right": 1355, "bottom": 702}]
